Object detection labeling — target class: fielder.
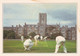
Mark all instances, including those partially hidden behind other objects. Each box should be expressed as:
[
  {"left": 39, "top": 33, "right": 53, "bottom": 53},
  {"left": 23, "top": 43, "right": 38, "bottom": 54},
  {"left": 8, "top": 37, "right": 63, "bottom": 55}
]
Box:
[
  {"left": 21, "top": 35, "right": 24, "bottom": 42},
  {"left": 21, "top": 36, "right": 34, "bottom": 51},
  {"left": 40, "top": 36, "right": 43, "bottom": 40},
  {"left": 34, "top": 34, "right": 40, "bottom": 46},
  {"left": 43, "top": 36, "right": 47, "bottom": 41},
  {"left": 55, "top": 36, "right": 67, "bottom": 53}
]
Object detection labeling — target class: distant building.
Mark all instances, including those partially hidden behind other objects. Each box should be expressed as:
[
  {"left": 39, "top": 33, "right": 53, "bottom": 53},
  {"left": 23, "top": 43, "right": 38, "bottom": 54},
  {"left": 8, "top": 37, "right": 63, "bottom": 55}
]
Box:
[
  {"left": 4, "top": 27, "right": 13, "bottom": 30},
  {"left": 67, "top": 28, "right": 72, "bottom": 40},
  {"left": 38, "top": 13, "right": 47, "bottom": 36},
  {"left": 61, "top": 25, "right": 68, "bottom": 39},
  {"left": 71, "top": 27, "right": 76, "bottom": 40},
  {"left": 67, "top": 26, "right": 76, "bottom": 40},
  {"left": 3, "top": 13, "right": 76, "bottom": 40}
]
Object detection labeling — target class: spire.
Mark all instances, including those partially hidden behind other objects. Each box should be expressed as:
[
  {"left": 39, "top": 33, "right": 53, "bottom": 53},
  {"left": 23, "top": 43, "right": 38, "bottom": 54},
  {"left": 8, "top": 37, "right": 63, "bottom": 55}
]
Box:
[
  {"left": 59, "top": 22, "right": 60, "bottom": 26},
  {"left": 16, "top": 25, "right": 18, "bottom": 27},
  {"left": 19, "top": 24, "right": 21, "bottom": 27},
  {"left": 25, "top": 22, "right": 27, "bottom": 26},
  {"left": 12, "top": 25, "right": 14, "bottom": 27}
]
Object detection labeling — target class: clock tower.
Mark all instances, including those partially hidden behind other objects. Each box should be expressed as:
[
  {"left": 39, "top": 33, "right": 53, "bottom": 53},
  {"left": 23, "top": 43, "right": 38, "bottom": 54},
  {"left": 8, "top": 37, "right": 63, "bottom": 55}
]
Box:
[{"left": 38, "top": 13, "right": 47, "bottom": 36}]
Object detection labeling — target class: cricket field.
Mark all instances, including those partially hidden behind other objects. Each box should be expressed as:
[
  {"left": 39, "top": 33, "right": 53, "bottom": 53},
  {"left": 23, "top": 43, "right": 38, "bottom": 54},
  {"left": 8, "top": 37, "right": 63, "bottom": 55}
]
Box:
[{"left": 3, "top": 39, "right": 76, "bottom": 53}]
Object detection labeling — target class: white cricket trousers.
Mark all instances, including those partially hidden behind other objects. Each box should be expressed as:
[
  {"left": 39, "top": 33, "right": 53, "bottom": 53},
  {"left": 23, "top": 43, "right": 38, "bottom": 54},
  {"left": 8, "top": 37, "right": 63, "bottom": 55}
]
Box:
[
  {"left": 24, "top": 43, "right": 34, "bottom": 50},
  {"left": 55, "top": 42, "right": 67, "bottom": 53}
]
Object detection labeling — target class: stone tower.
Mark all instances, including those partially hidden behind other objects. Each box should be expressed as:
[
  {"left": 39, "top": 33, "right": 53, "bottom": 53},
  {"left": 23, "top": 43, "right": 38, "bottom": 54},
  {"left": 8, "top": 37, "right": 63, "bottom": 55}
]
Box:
[{"left": 38, "top": 13, "right": 47, "bottom": 36}]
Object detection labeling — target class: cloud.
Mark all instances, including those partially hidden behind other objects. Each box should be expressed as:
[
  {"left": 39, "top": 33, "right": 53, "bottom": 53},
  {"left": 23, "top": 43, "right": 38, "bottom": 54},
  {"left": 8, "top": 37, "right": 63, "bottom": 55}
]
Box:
[{"left": 3, "top": 3, "right": 76, "bottom": 27}]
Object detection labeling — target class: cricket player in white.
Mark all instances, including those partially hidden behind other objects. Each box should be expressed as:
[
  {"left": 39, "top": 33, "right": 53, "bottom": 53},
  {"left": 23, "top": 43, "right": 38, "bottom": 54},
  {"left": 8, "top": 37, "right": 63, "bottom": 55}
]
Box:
[
  {"left": 55, "top": 36, "right": 67, "bottom": 53},
  {"left": 34, "top": 34, "right": 40, "bottom": 46},
  {"left": 21, "top": 35, "right": 24, "bottom": 42},
  {"left": 40, "top": 36, "right": 43, "bottom": 40},
  {"left": 43, "top": 36, "right": 47, "bottom": 41},
  {"left": 23, "top": 37, "right": 34, "bottom": 51}
]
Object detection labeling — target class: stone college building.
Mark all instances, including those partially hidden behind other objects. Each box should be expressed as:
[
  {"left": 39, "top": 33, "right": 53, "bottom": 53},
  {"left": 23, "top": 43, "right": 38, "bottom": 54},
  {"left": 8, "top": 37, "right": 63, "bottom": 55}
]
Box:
[{"left": 4, "top": 13, "right": 76, "bottom": 40}]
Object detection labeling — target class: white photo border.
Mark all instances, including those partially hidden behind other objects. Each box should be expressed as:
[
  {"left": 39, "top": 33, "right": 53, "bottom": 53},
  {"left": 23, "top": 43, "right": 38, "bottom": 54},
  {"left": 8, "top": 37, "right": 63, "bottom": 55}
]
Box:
[{"left": 0, "top": 0, "right": 80, "bottom": 56}]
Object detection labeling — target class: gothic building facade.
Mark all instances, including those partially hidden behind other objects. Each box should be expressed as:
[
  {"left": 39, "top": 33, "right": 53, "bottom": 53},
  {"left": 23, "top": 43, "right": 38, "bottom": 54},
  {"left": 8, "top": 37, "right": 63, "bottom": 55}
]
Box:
[{"left": 3, "top": 13, "right": 76, "bottom": 40}]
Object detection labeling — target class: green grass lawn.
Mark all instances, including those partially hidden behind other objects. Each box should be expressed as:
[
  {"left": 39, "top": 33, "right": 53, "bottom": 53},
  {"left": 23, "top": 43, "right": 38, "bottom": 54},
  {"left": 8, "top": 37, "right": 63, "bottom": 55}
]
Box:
[{"left": 3, "top": 39, "right": 76, "bottom": 53}]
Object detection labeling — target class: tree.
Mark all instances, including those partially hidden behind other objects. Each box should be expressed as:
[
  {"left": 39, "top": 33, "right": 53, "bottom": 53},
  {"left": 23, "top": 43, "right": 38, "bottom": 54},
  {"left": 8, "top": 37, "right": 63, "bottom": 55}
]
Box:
[
  {"left": 3, "top": 30, "right": 8, "bottom": 39},
  {"left": 29, "top": 32, "right": 36, "bottom": 38},
  {"left": 7, "top": 30, "right": 15, "bottom": 39},
  {"left": 50, "top": 32, "right": 62, "bottom": 40},
  {"left": 3, "top": 30, "right": 16, "bottom": 39}
]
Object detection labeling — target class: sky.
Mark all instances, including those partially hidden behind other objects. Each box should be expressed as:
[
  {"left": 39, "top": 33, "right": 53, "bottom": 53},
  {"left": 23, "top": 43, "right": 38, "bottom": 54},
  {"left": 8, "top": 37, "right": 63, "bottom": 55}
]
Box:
[{"left": 3, "top": 3, "right": 77, "bottom": 27}]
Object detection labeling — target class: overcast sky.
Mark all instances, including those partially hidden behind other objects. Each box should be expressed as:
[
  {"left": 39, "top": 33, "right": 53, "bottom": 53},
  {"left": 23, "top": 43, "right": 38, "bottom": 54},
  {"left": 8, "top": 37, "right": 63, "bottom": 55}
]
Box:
[{"left": 3, "top": 3, "right": 77, "bottom": 27}]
